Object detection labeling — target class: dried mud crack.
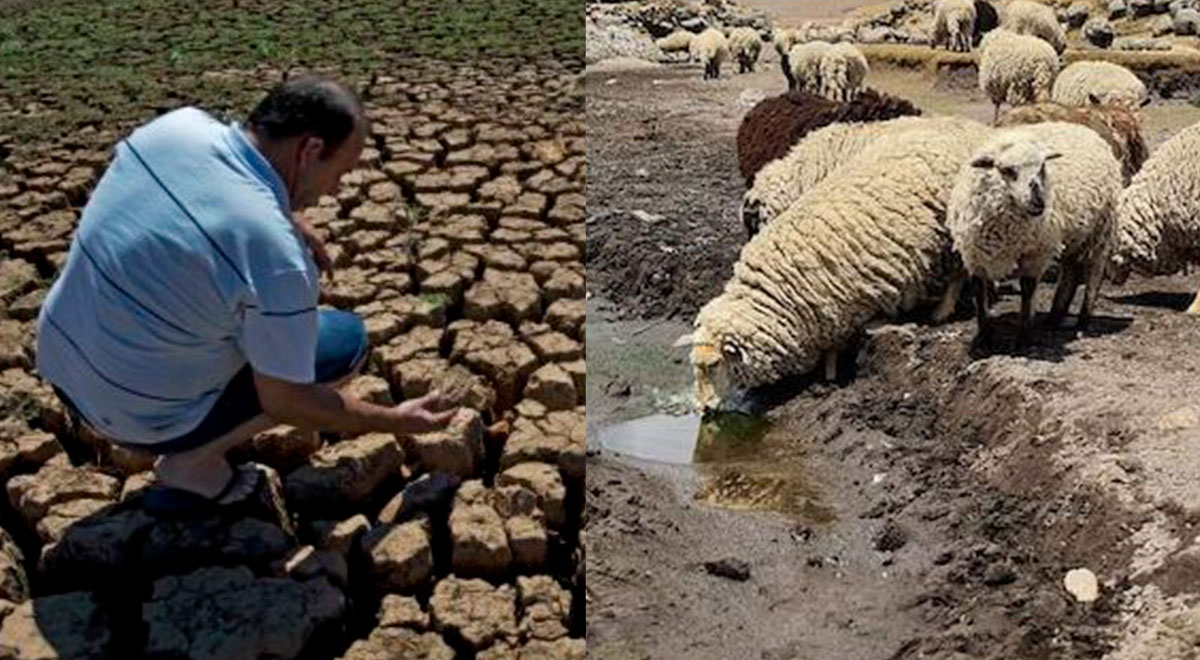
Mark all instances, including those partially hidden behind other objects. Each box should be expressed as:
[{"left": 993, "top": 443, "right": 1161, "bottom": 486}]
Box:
[{"left": 0, "top": 56, "right": 584, "bottom": 659}]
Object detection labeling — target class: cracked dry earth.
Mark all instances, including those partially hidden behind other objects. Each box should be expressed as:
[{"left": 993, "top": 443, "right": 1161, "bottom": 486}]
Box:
[{"left": 0, "top": 57, "right": 584, "bottom": 660}]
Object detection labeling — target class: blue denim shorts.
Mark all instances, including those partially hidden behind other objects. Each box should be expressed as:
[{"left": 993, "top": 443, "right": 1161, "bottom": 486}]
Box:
[{"left": 54, "top": 309, "right": 368, "bottom": 457}]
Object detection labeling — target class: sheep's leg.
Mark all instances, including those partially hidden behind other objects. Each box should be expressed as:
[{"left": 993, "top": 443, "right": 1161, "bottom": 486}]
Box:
[
  {"left": 1048, "top": 260, "right": 1080, "bottom": 327},
  {"left": 974, "top": 276, "right": 992, "bottom": 343},
  {"left": 1078, "top": 263, "right": 1100, "bottom": 330},
  {"left": 824, "top": 349, "right": 838, "bottom": 382},
  {"left": 933, "top": 271, "right": 966, "bottom": 323},
  {"left": 1018, "top": 275, "right": 1038, "bottom": 347},
  {"left": 992, "top": 102, "right": 1001, "bottom": 125}
]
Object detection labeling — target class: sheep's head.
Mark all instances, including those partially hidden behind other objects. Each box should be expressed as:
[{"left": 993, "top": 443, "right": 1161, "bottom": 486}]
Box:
[
  {"left": 969, "top": 139, "right": 1062, "bottom": 219},
  {"left": 684, "top": 325, "right": 749, "bottom": 412},
  {"left": 739, "top": 193, "right": 765, "bottom": 238}
]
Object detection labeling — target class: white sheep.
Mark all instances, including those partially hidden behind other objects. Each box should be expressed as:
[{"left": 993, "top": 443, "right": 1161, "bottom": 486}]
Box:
[
  {"left": 741, "top": 116, "right": 982, "bottom": 235},
  {"left": 1111, "top": 120, "right": 1200, "bottom": 313},
  {"left": 1003, "top": 0, "right": 1067, "bottom": 53},
  {"left": 728, "top": 27, "right": 763, "bottom": 73},
  {"left": 774, "top": 28, "right": 804, "bottom": 89},
  {"left": 787, "top": 41, "right": 832, "bottom": 94},
  {"left": 978, "top": 29, "right": 1060, "bottom": 123},
  {"left": 690, "top": 27, "right": 730, "bottom": 80},
  {"left": 689, "top": 121, "right": 992, "bottom": 410},
  {"left": 1051, "top": 60, "right": 1149, "bottom": 109},
  {"left": 820, "top": 42, "right": 869, "bottom": 102},
  {"left": 933, "top": 0, "right": 978, "bottom": 52},
  {"left": 947, "top": 122, "right": 1121, "bottom": 343},
  {"left": 656, "top": 30, "right": 695, "bottom": 59}
]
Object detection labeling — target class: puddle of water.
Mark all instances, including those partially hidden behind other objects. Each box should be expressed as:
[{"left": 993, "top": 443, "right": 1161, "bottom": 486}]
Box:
[
  {"left": 597, "top": 412, "right": 833, "bottom": 522},
  {"left": 596, "top": 413, "right": 702, "bottom": 464}
]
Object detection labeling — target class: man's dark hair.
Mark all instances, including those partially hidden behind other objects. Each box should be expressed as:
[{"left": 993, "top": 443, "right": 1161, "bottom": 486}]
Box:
[{"left": 247, "top": 76, "right": 364, "bottom": 158}]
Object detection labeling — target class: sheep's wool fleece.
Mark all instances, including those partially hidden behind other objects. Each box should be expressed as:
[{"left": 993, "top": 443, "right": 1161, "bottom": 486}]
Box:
[
  {"left": 820, "top": 42, "right": 869, "bottom": 101},
  {"left": 788, "top": 41, "right": 832, "bottom": 92},
  {"left": 694, "top": 122, "right": 992, "bottom": 398},
  {"left": 729, "top": 27, "right": 761, "bottom": 58},
  {"left": 997, "top": 102, "right": 1148, "bottom": 184},
  {"left": 979, "top": 29, "right": 1059, "bottom": 106},
  {"left": 934, "top": 0, "right": 977, "bottom": 49},
  {"left": 774, "top": 29, "right": 801, "bottom": 55},
  {"left": 949, "top": 122, "right": 1120, "bottom": 281},
  {"left": 747, "top": 115, "right": 981, "bottom": 227},
  {"left": 657, "top": 30, "right": 694, "bottom": 53},
  {"left": 1004, "top": 0, "right": 1066, "bottom": 52},
  {"left": 1114, "top": 120, "right": 1200, "bottom": 277},
  {"left": 1052, "top": 60, "right": 1148, "bottom": 109},
  {"left": 690, "top": 28, "right": 729, "bottom": 63}
]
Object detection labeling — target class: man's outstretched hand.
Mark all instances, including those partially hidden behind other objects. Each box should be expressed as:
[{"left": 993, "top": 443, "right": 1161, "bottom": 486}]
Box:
[{"left": 388, "top": 385, "right": 469, "bottom": 434}]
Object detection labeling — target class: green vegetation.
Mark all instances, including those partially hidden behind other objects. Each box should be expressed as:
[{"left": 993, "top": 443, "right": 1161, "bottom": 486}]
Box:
[{"left": 0, "top": 0, "right": 583, "bottom": 141}]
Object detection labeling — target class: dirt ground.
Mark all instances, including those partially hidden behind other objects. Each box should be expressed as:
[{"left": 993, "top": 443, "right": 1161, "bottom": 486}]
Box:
[{"left": 586, "top": 47, "right": 1200, "bottom": 660}]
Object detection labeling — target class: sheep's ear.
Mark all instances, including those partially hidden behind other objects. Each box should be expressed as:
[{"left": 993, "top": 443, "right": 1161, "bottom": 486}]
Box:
[
  {"left": 1044, "top": 151, "right": 1064, "bottom": 161},
  {"left": 672, "top": 332, "right": 695, "bottom": 348},
  {"left": 970, "top": 155, "right": 995, "bottom": 169},
  {"left": 1088, "top": 92, "right": 1102, "bottom": 106}
]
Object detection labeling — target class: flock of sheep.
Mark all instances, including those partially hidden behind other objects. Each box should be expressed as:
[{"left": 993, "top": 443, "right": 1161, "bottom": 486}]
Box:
[{"left": 659, "top": 0, "right": 1200, "bottom": 411}]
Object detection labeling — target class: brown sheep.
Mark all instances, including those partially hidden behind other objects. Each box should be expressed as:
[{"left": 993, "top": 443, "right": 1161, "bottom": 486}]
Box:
[
  {"left": 997, "top": 102, "right": 1148, "bottom": 184},
  {"left": 735, "top": 88, "right": 923, "bottom": 187}
]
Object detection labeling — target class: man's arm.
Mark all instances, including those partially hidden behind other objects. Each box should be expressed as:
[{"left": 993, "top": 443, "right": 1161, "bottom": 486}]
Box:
[{"left": 253, "top": 371, "right": 462, "bottom": 435}]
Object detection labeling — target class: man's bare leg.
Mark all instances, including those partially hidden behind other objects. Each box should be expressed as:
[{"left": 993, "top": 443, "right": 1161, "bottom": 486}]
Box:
[
  {"left": 154, "top": 357, "right": 366, "bottom": 499},
  {"left": 153, "top": 413, "right": 276, "bottom": 500}
]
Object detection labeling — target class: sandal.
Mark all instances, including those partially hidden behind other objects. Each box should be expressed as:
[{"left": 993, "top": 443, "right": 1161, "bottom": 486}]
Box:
[{"left": 142, "top": 463, "right": 263, "bottom": 517}]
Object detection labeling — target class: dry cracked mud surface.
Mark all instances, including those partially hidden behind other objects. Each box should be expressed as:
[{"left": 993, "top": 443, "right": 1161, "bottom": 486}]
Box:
[{"left": 0, "top": 56, "right": 584, "bottom": 659}]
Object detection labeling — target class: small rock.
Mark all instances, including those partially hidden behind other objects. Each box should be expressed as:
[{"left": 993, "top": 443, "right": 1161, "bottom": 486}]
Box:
[
  {"left": 143, "top": 566, "right": 344, "bottom": 660},
  {"left": 873, "top": 519, "right": 909, "bottom": 552},
  {"left": 0, "top": 592, "right": 111, "bottom": 660},
  {"left": 1176, "top": 7, "right": 1200, "bottom": 33},
  {"left": 403, "top": 409, "right": 484, "bottom": 478},
  {"left": 517, "top": 575, "right": 571, "bottom": 641},
  {"left": 450, "top": 489, "right": 512, "bottom": 578},
  {"left": 1064, "top": 567, "right": 1100, "bottom": 602},
  {"left": 283, "top": 433, "right": 403, "bottom": 516},
  {"left": 703, "top": 558, "right": 751, "bottom": 581},
  {"left": 1065, "top": 1, "right": 1091, "bottom": 27},
  {"left": 378, "top": 594, "right": 429, "bottom": 630},
  {"left": 283, "top": 545, "right": 349, "bottom": 587},
  {"left": 497, "top": 462, "right": 567, "bottom": 528},
  {"left": 338, "top": 627, "right": 453, "bottom": 660},
  {"left": 429, "top": 577, "right": 519, "bottom": 650},
  {"left": 983, "top": 562, "right": 1017, "bottom": 586},
  {"left": 524, "top": 363, "right": 578, "bottom": 411},
  {"left": 377, "top": 472, "right": 461, "bottom": 524},
  {"left": 630, "top": 209, "right": 664, "bottom": 224},
  {"left": 1083, "top": 17, "right": 1114, "bottom": 47},
  {"left": 1109, "top": 0, "right": 1128, "bottom": 16},
  {"left": 362, "top": 518, "right": 433, "bottom": 594},
  {"left": 1152, "top": 14, "right": 1175, "bottom": 34},
  {"left": 316, "top": 514, "right": 371, "bottom": 557}
]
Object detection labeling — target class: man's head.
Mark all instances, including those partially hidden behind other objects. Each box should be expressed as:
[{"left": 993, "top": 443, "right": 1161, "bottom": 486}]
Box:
[{"left": 247, "top": 76, "right": 367, "bottom": 209}]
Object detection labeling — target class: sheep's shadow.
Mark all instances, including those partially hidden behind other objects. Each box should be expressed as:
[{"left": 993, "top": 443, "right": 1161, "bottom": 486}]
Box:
[
  {"left": 966, "top": 311, "right": 1132, "bottom": 362},
  {"left": 1106, "top": 291, "right": 1194, "bottom": 312}
]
